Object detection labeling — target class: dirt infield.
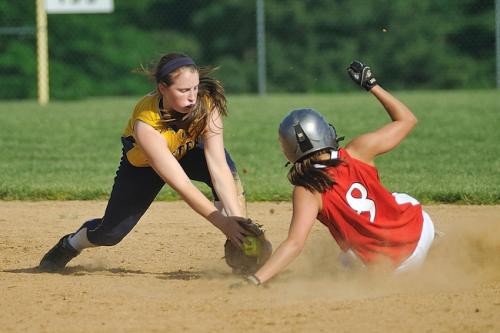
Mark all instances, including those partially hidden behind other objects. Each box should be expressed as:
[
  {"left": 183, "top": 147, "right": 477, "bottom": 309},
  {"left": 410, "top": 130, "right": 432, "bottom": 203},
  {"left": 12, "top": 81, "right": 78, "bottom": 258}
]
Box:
[{"left": 1, "top": 201, "right": 499, "bottom": 333}]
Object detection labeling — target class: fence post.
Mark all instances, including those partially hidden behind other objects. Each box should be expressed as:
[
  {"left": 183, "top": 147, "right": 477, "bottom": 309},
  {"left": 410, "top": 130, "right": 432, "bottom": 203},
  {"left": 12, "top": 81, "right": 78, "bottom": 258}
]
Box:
[
  {"left": 36, "top": 0, "right": 49, "bottom": 105},
  {"left": 496, "top": 0, "right": 500, "bottom": 88},
  {"left": 256, "top": 0, "right": 266, "bottom": 95}
]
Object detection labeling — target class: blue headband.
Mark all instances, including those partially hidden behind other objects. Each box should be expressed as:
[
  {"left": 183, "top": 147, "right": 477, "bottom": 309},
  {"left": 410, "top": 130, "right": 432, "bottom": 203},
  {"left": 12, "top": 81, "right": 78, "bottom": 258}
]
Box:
[{"left": 157, "top": 56, "right": 196, "bottom": 81}]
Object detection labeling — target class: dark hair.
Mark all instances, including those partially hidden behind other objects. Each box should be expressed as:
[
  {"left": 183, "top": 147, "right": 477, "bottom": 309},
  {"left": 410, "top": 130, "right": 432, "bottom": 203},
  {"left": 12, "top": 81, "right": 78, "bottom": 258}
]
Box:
[
  {"left": 149, "top": 53, "right": 227, "bottom": 139},
  {"left": 154, "top": 52, "right": 196, "bottom": 85},
  {"left": 287, "top": 149, "right": 343, "bottom": 193}
]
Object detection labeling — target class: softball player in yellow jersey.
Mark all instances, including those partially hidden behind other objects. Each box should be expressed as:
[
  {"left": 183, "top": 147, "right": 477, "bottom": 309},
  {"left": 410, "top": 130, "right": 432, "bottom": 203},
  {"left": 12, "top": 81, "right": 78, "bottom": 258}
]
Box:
[{"left": 39, "top": 53, "right": 249, "bottom": 271}]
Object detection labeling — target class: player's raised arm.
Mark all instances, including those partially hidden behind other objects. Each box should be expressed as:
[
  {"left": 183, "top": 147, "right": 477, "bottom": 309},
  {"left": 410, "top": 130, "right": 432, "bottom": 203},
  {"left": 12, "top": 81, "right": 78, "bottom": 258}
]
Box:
[{"left": 345, "top": 61, "right": 418, "bottom": 165}]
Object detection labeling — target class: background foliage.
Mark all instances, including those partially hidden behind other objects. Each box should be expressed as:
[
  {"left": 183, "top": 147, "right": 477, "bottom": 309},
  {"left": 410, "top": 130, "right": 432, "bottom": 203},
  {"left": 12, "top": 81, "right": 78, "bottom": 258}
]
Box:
[{"left": 0, "top": 0, "right": 496, "bottom": 99}]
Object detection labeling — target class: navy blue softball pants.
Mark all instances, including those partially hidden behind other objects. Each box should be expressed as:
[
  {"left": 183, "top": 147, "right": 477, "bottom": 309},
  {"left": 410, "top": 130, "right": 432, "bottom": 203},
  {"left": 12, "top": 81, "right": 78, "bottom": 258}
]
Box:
[{"left": 81, "top": 145, "right": 238, "bottom": 246}]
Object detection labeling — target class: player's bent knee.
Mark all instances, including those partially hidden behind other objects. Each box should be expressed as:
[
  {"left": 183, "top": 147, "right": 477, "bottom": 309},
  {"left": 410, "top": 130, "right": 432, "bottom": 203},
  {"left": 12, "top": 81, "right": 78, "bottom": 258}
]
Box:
[
  {"left": 79, "top": 218, "right": 102, "bottom": 232},
  {"left": 88, "top": 232, "right": 126, "bottom": 246}
]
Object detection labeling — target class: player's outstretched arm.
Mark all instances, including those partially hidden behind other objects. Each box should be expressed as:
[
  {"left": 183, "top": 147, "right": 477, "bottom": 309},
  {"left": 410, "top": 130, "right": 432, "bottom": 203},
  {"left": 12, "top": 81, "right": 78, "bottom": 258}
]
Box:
[
  {"left": 134, "top": 120, "right": 248, "bottom": 247},
  {"left": 203, "top": 109, "right": 245, "bottom": 217},
  {"left": 252, "top": 186, "right": 320, "bottom": 284}
]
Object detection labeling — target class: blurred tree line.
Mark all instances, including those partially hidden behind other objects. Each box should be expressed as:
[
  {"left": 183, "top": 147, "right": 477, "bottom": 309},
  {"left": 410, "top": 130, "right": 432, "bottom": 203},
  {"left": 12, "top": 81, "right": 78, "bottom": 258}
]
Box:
[{"left": 0, "top": 0, "right": 495, "bottom": 99}]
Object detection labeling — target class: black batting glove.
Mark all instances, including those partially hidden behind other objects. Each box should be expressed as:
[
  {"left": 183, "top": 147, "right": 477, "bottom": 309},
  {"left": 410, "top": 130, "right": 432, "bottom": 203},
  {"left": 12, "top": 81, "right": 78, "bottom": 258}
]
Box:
[{"left": 347, "top": 60, "right": 378, "bottom": 91}]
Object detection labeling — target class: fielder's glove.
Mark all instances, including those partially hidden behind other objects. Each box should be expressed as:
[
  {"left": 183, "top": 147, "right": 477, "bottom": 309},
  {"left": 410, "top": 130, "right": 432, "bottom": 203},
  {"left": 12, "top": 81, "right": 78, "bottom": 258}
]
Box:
[
  {"left": 347, "top": 60, "right": 378, "bottom": 91},
  {"left": 224, "top": 219, "right": 272, "bottom": 275}
]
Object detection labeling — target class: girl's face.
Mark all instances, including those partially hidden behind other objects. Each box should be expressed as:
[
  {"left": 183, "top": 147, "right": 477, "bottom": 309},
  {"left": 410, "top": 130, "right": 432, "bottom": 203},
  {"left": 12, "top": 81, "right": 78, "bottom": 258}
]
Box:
[{"left": 159, "top": 68, "right": 199, "bottom": 114}]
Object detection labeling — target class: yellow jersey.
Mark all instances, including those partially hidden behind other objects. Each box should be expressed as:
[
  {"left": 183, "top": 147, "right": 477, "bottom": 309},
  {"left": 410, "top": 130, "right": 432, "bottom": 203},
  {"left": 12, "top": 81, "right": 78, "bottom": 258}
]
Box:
[{"left": 122, "top": 92, "right": 197, "bottom": 167}]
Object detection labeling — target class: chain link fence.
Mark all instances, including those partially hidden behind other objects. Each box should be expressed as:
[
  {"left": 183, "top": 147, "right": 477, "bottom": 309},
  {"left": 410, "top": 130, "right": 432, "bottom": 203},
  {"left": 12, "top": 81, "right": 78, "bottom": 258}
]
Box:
[{"left": 0, "top": 1, "right": 498, "bottom": 101}]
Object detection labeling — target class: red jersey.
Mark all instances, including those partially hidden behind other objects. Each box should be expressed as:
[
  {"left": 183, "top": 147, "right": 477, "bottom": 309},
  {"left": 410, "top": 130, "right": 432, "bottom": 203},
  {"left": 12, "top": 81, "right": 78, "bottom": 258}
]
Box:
[{"left": 317, "top": 148, "right": 423, "bottom": 266}]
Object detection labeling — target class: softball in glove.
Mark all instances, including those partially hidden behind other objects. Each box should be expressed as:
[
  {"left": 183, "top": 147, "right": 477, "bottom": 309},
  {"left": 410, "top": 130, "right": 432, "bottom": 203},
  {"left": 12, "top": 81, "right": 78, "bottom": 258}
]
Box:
[{"left": 224, "top": 219, "right": 272, "bottom": 275}]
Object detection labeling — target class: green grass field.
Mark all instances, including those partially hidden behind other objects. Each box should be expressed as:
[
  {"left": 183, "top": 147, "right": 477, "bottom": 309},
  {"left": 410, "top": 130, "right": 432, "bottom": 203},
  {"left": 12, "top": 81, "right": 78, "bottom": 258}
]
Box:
[{"left": 0, "top": 90, "right": 498, "bottom": 204}]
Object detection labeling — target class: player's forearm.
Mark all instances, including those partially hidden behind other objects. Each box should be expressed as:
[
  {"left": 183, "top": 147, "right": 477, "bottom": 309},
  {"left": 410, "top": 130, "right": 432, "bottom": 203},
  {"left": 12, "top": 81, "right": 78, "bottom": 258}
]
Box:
[
  {"left": 169, "top": 180, "right": 227, "bottom": 227},
  {"left": 210, "top": 167, "right": 243, "bottom": 217},
  {"left": 254, "top": 239, "right": 303, "bottom": 284},
  {"left": 371, "top": 85, "right": 418, "bottom": 125},
  {"left": 148, "top": 155, "right": 223, "bottom": 227}
]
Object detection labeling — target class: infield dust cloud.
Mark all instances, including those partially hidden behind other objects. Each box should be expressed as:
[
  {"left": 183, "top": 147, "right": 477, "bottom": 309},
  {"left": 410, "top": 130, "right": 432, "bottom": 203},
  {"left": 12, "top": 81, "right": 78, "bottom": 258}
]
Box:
[{"left": 265, "top": 214, "right": 500, "bottom": 302}]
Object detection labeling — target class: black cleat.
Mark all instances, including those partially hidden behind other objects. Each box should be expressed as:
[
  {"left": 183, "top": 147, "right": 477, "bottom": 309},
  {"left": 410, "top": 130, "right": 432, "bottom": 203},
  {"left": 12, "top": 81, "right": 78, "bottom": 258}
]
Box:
[{"left": 39, "top": 234, "right": 80, "bottom": 272}]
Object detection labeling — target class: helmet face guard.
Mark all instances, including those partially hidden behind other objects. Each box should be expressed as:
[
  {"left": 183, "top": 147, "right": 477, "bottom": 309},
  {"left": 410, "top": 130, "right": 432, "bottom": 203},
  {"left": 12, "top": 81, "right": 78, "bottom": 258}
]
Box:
[{"left": 278, "top": 108, "right": 339, "bottom": 163}]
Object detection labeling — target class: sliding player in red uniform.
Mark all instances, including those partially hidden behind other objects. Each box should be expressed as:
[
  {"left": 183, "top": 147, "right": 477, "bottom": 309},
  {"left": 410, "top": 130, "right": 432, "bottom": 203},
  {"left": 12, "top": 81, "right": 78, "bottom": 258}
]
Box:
[
  {"left": 39, "top": 53, "right": 248, "bottom": 271},
  {"left": 245, "top": 61, "right": 435, "bottom": 286}
]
